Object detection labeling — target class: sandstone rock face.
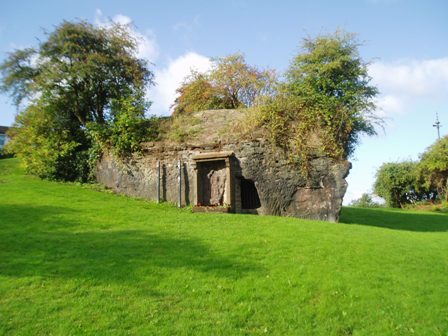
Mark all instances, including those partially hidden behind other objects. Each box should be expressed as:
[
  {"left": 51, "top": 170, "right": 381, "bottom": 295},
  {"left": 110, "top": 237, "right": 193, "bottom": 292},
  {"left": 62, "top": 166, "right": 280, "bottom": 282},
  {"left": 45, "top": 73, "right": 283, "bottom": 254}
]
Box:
[
  {"left": 96, "top": 138, "right": 351, "bottom": 222},
  {"left": 199, "top": 160, "right": 226, "bottom": 205}
]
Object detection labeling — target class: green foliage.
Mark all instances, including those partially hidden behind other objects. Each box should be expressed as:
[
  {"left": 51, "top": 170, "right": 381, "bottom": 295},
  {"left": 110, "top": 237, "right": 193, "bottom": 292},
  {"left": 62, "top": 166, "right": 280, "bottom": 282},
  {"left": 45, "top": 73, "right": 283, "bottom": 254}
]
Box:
[
  {"left": 1, "top": 158, "right": 448, "bottom": 335},
  {"left": 0, "top": 48, "right": 37, "bottom": 106},
  {"left": 256, "top": 31, "right": 380, "bottom": 165},
  {"left": 436, "top": 201, "right": 448, "bottom": 213},
  {"left": 374, "top": 137, "right": 447, "bottom": 208},
  {"left": 87, "top": 96, "right": 160, "bottom": 158},
  {"left": 417, "top": 135, "right": 448, "bottom": 201},
  {"left": 163, "top": 114, "right": 201, "bottom": 143},
  {"left": 37, "top": 21, "right": 153, "bottom": 125},
  {"left": 172, "top": 72, "right": 229, "bottom": 117},
  {"left": 5, "top": 104, "right": 90, "bottom": 181},
  {"left": 349, "top": 193, "right": 383, "bottom": 208},
  {"left": 373, "top": 161, "right": 425, "bottom": 208},
  {"left": 172, "top": 53, "right": 276, "bottom": 116},
  {"left": 0, "top": 20, "right": 154, "bottom": 181},
  {"left": 209, "top": 53, "right": 277, "bottom": 108}
]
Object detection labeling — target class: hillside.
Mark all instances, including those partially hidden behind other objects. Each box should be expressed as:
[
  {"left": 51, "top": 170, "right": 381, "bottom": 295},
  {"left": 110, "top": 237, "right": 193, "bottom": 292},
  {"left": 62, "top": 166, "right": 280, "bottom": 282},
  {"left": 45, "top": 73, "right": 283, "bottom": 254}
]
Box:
[{"left": 1, "top": 158, "right": 447, "bottom": 335}]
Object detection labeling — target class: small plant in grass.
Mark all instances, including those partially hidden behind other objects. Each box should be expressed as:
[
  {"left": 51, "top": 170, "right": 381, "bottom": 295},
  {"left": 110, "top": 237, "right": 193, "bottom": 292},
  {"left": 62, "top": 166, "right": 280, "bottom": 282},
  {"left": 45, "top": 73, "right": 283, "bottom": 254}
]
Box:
[{"left": 430, "top": 201, "right": 448, "bottom": 213}]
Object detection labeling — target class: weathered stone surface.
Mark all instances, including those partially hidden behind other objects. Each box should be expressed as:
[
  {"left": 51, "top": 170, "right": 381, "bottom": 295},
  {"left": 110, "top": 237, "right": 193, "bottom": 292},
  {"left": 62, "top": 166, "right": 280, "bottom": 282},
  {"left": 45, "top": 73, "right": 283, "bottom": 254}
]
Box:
[
  {"left": 200, "top": 160, "right": 226, "bottom": 205},
  {"left": 95, "top": 110, "right": 351, "bottom": 222}
]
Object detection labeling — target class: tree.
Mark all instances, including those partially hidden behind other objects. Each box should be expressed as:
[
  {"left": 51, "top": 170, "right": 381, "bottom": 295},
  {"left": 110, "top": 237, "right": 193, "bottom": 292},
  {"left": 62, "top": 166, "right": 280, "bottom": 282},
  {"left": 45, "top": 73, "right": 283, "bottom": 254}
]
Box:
[
  {"left": 1, "top": 20, "right": 154, "bottom": 181},
  {"left": 172, "top": 53, "right": 276, "bottom": 116},
  {"left": 0, "top": 48, "right": 37, "bottom": 107},
  {"left": 286, "top": 31, "right": 379, "bottom": 158},
  {"left": 172, "top": 72, "right": 229, "bottom": 117},
  {"left": 350, "top": 193, "right": 382, "bottom": 208},
  {"left": 373, "top": 161, "right": 421, "bottom": 208},
  {"left": 255, "top": 31, "right": 380, "bottom": 169},
  {"left": 417, "top": 135, "right": 448, "bottom": 201},
  {"left": 209, "top": 54, "right": 277, "bottom": 109}
]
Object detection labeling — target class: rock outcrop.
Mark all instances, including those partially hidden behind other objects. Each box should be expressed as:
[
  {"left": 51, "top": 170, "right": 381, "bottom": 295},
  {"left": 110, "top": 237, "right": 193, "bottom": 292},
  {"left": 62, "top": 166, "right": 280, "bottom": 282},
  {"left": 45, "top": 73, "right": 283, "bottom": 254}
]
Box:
[{"left": 96, "top": 110, "right": 351, "bottom": 222}]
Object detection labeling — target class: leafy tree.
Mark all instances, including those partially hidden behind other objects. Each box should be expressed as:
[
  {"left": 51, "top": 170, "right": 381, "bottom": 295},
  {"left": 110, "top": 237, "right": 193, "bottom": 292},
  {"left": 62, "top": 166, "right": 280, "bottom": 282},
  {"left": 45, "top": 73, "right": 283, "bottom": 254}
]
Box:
[
  {"left": 1, "top": 20, "right": 154, "bottom": 181},
  {"left": 258, "top": 31, "right": 380, "bottom": 165},
  {"left": 350, "top": 193, "right": 382, "bottom": 208},
  {"left": 373, "top": 161, "right": 422, "bottom": 208},
  {"left": 88, "top": 94, "right": 161, "bottom": 158},
  {"left": 0, "top": 48, "right": 38, "bottom": 107},
  {"left": 172, "top": 53, "right": 276, "bottom": 115},
  {"left": 172, "top": 72, "right": 229, "bottom": 117},
  {"left": 209, "top": 54, "right": 277, "bottom": 108},
  {"left": 372, "top": 139, "right": 446, "bottom": 208},
  {"left": 417, "top": 135, "right": 448, "bottom": 201}
]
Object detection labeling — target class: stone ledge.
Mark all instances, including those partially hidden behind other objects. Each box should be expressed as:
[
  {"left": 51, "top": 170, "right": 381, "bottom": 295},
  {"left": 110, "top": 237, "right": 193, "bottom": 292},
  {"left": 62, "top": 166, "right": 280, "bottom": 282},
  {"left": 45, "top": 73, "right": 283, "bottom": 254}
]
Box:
[{"left": 192, "top": 151, "right": 234, "bottom": 161}]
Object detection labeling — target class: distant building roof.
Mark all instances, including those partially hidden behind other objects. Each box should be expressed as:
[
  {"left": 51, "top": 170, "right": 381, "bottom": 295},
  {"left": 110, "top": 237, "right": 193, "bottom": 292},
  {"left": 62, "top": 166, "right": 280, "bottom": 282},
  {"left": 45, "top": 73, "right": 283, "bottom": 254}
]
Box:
[{"left": 0, "top": 126, "right": 10, "bottom": 134}]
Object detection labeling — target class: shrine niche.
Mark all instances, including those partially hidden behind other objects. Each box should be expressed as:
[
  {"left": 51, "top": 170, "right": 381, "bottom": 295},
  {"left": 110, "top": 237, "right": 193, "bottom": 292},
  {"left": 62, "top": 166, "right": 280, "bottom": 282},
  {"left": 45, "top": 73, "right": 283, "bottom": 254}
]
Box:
[
  {"left": 198, "top": 160, "right": 226, "bottom": 205},
  {"left": 192, "top": 151, "right": 234, "bottom": 212}
]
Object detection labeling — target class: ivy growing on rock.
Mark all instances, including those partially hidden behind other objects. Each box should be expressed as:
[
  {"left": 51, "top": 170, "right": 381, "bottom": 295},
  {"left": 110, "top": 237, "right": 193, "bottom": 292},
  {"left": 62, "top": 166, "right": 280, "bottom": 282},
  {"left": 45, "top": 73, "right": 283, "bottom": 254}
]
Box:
[{"left": 255, "top": 32, "right": 381, "bottom": 169}]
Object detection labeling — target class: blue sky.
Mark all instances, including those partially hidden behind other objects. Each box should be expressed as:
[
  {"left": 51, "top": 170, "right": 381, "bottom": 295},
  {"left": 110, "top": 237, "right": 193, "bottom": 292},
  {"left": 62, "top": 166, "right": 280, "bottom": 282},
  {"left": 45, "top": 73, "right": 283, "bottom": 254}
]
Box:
[{"left": 1, "top": 0, "right": 447, "bottom": 203}]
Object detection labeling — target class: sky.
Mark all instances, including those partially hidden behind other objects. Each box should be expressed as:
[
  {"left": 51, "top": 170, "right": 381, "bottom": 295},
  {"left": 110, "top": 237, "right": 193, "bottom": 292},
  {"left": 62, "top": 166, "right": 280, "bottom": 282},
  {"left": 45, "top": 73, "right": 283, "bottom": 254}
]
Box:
[{"left": 1, "top": 0, "right": 447, "bottom": 204}]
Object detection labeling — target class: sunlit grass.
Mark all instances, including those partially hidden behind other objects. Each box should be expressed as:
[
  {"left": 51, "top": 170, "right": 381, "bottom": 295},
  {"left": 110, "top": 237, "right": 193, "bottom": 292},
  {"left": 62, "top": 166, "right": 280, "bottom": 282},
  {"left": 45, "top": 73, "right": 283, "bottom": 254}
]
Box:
[{"left": 1, "top": 158, "right": 447, "bottom": 335}]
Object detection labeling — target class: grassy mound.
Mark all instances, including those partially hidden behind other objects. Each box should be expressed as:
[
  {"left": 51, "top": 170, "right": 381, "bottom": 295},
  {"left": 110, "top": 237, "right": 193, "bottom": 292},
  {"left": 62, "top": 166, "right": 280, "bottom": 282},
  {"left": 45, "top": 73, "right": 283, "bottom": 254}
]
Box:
[{"left": 1, "top": 158, "right": 447, "bottom": 335}]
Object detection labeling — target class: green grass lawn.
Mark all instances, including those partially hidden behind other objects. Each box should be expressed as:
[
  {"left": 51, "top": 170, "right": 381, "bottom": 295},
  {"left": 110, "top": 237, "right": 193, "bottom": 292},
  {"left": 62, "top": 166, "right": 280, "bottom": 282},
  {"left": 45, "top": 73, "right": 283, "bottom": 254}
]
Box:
[{"left": 1, "top": 158, "right": 447, "bottom": 335}]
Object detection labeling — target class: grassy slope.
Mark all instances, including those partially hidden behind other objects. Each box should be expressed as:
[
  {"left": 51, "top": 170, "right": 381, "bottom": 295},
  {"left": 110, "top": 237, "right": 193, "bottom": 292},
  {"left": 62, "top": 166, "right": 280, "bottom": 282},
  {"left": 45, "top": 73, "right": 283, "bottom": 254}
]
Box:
[{"left": 0, "top": 158, "right": 447, "bottom": 336}]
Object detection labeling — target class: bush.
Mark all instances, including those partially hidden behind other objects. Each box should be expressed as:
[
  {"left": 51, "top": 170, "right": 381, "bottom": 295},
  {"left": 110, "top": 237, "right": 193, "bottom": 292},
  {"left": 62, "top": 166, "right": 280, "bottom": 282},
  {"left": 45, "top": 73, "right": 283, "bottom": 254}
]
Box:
[
  {"left": 373, "top": 161, "right": 435, "bottom": 208},
  {"left": 5, "top": 104, "right": 90, "bottom": 181},
  {"left": 417, "top": 135, "right": 448, "bottom": 202},
  {"left": 350, "top": 193, "right": 383, "bottom": 208}
]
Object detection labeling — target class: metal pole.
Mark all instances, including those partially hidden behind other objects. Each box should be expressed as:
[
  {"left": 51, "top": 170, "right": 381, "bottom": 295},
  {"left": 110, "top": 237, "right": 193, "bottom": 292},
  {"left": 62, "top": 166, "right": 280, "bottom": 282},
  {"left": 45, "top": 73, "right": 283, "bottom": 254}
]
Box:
[
  {"left": 178, "top": 159, "right": 182, "bottom": 208},
  {"left": 156, "top": 160, "right": 161, "bottom": 203},
  {"left": 433, "top": 113, "right": 442, "bottom": 140}
]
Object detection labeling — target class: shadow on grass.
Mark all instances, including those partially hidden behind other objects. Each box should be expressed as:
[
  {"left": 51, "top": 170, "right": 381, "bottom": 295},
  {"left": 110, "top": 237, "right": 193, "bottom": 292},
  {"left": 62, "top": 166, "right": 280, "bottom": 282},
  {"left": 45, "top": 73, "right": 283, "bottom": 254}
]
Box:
[
  {"left": 0, "top": 204, "right": 261, "bottom": 286},
  {"left": 340, "top": 207, "right": 448, "bottom": 232}
]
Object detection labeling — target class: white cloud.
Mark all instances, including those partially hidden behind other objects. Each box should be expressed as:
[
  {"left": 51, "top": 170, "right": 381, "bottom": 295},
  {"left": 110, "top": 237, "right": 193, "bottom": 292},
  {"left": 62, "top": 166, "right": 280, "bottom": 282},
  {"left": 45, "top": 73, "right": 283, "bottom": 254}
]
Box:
[
  {"left": 111, "top": 14, "right": 132, "bottom": 26},
  {"left": 133, "top": 29, "right": 159, "bottom": 63},
  {"left": 93, "top": 10, "right": 210, "bottom": 116},
  {"left": 369, "top": 58, "right": 448, "bottom": 116},
  {"left": 94, "top": 9, "right": 159, "bottom": 62},
  {"left": 148, "top": 52, "right": 211, "bottom": 116},
  {"left": 370, "top": 58, "right": 448, "bottom": 96},
  {"left": 375, "top": 95, "right": 404, "bottom": 116}
]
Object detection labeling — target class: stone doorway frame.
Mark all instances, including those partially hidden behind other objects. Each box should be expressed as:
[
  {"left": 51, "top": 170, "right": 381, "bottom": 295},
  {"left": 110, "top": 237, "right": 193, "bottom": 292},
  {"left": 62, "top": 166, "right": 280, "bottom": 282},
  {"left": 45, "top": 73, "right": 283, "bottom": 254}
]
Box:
[{"left": 192, "top": 151, "right": 234, "bottom": 212}]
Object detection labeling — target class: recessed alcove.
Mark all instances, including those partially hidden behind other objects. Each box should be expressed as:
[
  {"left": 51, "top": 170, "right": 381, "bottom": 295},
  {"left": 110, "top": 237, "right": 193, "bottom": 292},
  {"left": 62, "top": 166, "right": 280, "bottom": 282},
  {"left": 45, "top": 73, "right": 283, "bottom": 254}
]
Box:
[
  {"left": 240, "top": 178, "right": 261, "bottom": 210},
  {"left": 192, "top": 151, "right": 234, "bottom": 212},
  {"left": 197, "top": 159, "right": 227, "bottom": 206}
]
